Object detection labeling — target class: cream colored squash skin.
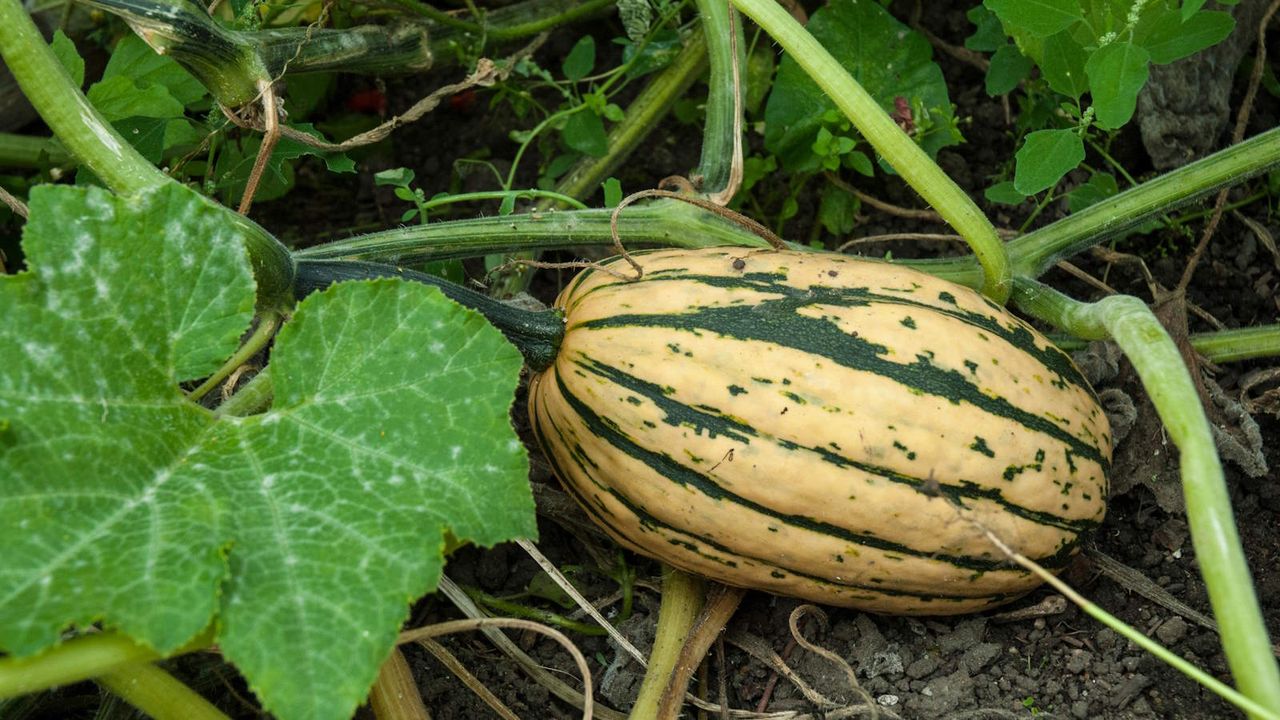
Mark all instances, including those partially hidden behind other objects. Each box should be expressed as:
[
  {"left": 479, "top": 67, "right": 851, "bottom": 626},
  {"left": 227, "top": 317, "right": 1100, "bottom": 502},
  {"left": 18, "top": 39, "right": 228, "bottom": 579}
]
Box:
[{"left": 528, "top": 248, "right": 1111, "bottom": 615}]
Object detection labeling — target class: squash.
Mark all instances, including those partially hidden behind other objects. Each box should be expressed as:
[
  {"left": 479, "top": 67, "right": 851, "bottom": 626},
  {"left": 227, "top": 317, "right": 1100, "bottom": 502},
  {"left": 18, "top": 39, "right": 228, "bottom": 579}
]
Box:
[{"left": 527, "top": 247, "right": 1110, "bottom": 615}]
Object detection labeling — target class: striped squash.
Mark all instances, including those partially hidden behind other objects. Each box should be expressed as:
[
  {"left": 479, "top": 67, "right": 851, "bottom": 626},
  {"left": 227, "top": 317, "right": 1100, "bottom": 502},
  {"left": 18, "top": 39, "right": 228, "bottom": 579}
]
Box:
[{"left": 528, "top": 248, "right": 1110, "bottom": 614}]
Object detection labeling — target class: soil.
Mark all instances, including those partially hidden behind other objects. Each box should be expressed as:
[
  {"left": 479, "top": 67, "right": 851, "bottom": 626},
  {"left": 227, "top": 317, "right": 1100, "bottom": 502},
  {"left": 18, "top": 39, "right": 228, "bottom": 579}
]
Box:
[{"left": 11, "top": 1, "right": 1279, "bottom": 718}]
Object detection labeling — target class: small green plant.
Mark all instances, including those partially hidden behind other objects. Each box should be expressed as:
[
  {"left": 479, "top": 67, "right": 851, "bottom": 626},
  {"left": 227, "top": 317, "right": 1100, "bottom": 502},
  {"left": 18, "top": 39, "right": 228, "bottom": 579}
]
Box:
[{"left": 971, "top": 0, "right": 1237, "bottom": 198}]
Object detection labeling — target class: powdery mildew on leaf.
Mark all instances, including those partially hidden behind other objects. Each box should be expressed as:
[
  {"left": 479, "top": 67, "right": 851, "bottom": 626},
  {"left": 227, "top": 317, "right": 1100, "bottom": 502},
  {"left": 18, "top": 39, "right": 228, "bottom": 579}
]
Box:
[{"left": 0, "top": 184, "right": 535, "bottom": 720}]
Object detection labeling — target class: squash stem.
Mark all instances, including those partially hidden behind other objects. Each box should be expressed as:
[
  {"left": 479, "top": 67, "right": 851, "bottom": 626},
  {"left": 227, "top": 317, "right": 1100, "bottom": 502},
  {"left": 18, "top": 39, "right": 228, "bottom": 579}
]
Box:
[
  {"left": 0, "top": 629, "right": 214, "bottom": 699},
  {"left": 727, "top": 0, "right": 1011, "bottom": 302},
  {"left": 910, "top": 126, "right": 1280, "bottom": 288},
  {"left": 97, "top": 660, "right": 230, "bottom": 720},
  {"left": 0, "top": 0, "right": 165, "bottom": 195},
  {"left": 294, "top": 259, "right": 565, "bottom": 371},
  {"left": 188, "top": 311, "right": 283, "bottom": 402},
  {"left": 692, "top": 0, "right": 744, "bottom": 198},
  {"left": 295, "top": 200, "right": 775, "bottom": 264},
  {"left": 1012, "top": 277, "right": 1280, "bottom": 718},
  {"left": 491, "top": 27, "right": 711, "bottom": 298},
  {"left": 629, "top": 566, "right": 704, "bottom": 719}
]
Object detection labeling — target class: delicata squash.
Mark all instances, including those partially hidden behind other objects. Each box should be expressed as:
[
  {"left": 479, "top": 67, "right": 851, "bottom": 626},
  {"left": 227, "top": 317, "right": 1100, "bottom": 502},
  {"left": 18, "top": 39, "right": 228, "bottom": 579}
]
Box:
[{"left": 526, "top": 247, "right": 1110, "bottom": 615}]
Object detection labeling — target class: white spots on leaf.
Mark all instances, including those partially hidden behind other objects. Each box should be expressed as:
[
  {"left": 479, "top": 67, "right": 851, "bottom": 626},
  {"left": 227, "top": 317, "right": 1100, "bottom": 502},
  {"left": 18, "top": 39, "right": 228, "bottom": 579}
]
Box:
[
  {"left": 429, "top": 341, "right": 445, "bottom": 354},
  {"left": 61, "top": 233, "right": 93, "bottom": 275},
  {"left": 261, "top": 473, "right": 276, "bottom": 490},
  {"left": 505, "top": 439, "right": 521, "bottom": 453},
  {"left": 94, "top": 277, "right": 110, "bottom": 301},
  {"left": 450, "top": 445, "right": 462, "bottom": 460},
  {"left": 22, "top": 341, "right": 56, "bottom": 367},
  {"left": 285, "top": 555, "right": 298, "bottom": 567},
  {"left": 387, "top": 474, "right": 405, "bottom": 486}
]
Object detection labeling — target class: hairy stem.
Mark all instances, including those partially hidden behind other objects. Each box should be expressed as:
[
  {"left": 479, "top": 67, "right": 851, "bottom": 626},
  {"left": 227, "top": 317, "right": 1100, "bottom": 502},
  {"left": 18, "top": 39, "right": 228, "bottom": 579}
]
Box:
[
  {"left": 295, "top": 200, "right": 774, "bottom": 263},
  {"left": 912, "top": 126, "right": 1280, "bottom": 287},
  {"left": 728, "top": 0, "right": 1011, "bottom": 301},
  {"left": 692, "top": 0, "right": 743, "bottom": 197},
  {"left": 1013, "top": 277, "right": 1280, "bottom": 717},
  {"left": 0, "top": 629, "right": 213, "bottom": 699},
  {"left": 98, "top": 661, "right": 230, "bottom": 720},
  {"left": 630, "top": 566, "right": 704, "bottom": 719},
  {"left": 0, "top": 0, "right": 166, "bottom": 193}
]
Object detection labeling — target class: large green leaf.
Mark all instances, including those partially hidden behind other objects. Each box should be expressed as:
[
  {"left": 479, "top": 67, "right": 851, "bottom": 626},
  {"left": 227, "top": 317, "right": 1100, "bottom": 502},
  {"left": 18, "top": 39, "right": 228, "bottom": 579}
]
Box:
[
  {"left": 1039, "top": 30, "right": 1090, "bottom": 99},
  {"left": 0, "top": 184, "right": 535, "bottom": 720},
  {"left": 764, "top": 0, "right": 958, "bottom": 171},
  {"left": 102, "top": 34, "right": 207, "bottom": 106},
  {"left": 1013, "top": 128, "right": 1084, "bottom": 195},
  {"left": 1086, "top": 41, "right": 1150, "bottom": 129},
  {"left": 985, "top": 0, "right": 1083, "bottom": 38},
  {"left": 1135, "top": 9, "right": 1233, "bottom": 65},
  {"left": 87, "top": 76, "right": 186, "bottom": 121}
]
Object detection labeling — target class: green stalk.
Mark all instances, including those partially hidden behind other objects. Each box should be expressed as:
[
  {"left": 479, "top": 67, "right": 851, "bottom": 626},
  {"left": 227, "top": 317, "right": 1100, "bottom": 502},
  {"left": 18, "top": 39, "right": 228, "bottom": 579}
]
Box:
[
  {"left": 1189, "top": 325, "right": 1280, "bottom": 363},
  {"left": 480, "top": 0, "right": 616, "bottom": 41},
  {"left": 295, "top": 200, "right": 773, "bottom": 263},
  {"left": 0, "top": 132, "right": 70, "bottom": 169},
  {"left": 187, "top": 311, "right": 282, "bottom": 402},
  {"left": 254, "top": 24, "right": 432, "bottom": 76},
  {"left": 550, "top": 35, "right": 709, "bottom": 204},
  {"left": 98, "top": 661, "right": 230, "bottom": 720},
  {"left": 214, "top": 368, "right": 274, "bottom": 417},
  {"left": 493, "top": 30, "right": 711, "bottom": 297},
  {"left": 909, "top": 126, "right": 1280, "bottom": 286},
  {"left": 1012, "top": 277, "right": 1280, "bottom": 718},
  {"left": 691, "top": 0, "right": 743, "bottom": 196},
  {"left": 1047, "top": 324, "right": 1280, "bottom": 365},
  {"left": 294, "top": 260, "right": 565, "bottom": 370},
  {"left": 82, "top": 0, "right": 266, "bottom": 107},
  {"left": 0, "top": 0, "right": 165, "bottom": 194},
  {"left": 629, "top": 567, "right": 704, "bottom": 719},
  {"left": 728, "top": 0, "right": 1010, "bottom": 302},
  {"left": 0, "top": 629, "right": 214, "bottom": 699},
  {"left": 86, "top": 0, "right": 433, "bottom": 107},
  {"left": 1012, "top": 128, "right": 1280, "bottom": 278},
  {"left": 396, "top": 0, "right": 617, "bottom": 43},
  {"left": 461, "top": 587, "right": 606, "bottom": 636}
]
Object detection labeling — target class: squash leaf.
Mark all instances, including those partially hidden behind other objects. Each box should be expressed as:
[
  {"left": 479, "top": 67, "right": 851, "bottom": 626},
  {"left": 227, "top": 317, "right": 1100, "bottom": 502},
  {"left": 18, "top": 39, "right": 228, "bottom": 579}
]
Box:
[
  {"left": 0, "top": 184, "right": 534, "bottom": 720},
  {"left": 764, "top": 0, "right": 959, "bottom": 171}
]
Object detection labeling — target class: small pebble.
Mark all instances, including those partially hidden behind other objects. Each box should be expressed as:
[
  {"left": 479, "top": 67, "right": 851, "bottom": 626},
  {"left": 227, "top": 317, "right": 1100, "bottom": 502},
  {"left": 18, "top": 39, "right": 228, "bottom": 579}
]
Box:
[
  {"left": 1065, "top": 649, "right": 1091, "bottom": 674},
  {"left": 876, "top": 694, "right": 899, "bottom": 706},
  {"left": 1155, "top": 616, "right": 1189, "bottom": 645}
]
